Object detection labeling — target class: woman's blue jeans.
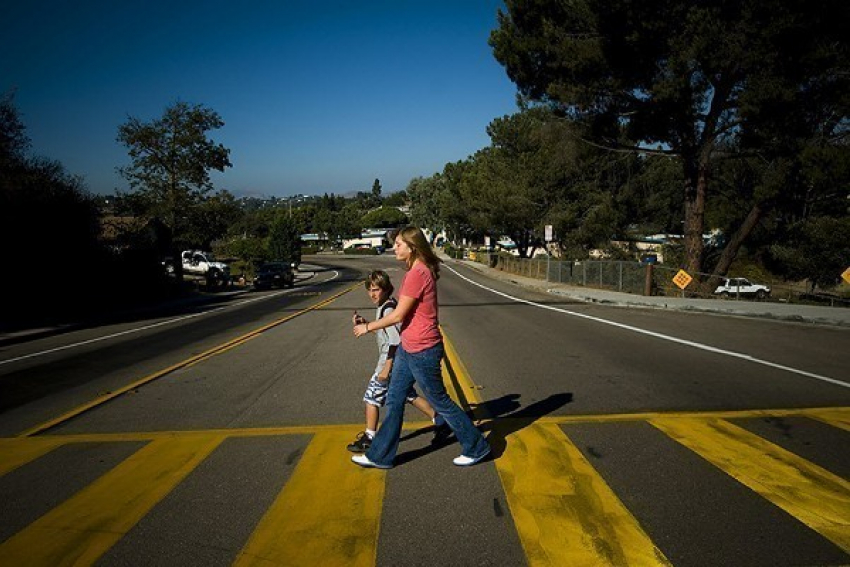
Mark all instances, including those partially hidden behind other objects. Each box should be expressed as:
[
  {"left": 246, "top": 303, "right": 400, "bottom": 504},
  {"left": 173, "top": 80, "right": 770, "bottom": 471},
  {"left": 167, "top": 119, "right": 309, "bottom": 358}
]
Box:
[{"left": 366, "top": 342, "right": 490, "bottom": 467}]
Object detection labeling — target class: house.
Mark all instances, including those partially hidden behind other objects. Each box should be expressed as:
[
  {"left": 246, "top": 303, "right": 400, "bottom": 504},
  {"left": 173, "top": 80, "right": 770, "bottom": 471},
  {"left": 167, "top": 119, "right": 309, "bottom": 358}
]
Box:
[{"left": 342, "top": 229, "right": 392, "bottom": 251}]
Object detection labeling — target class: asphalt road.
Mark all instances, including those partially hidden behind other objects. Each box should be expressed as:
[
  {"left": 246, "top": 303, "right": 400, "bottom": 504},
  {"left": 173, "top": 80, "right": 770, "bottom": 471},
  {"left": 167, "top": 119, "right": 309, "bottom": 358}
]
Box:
[{"left": 0, "top": 254, "right": 848, "bottom": 566}]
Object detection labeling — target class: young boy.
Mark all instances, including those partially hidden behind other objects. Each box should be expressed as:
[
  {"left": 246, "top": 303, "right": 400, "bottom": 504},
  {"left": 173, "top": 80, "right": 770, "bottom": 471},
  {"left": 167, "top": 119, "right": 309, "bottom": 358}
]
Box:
[{"left": 347, "top": 270, "right": 448, "bottom": 452}]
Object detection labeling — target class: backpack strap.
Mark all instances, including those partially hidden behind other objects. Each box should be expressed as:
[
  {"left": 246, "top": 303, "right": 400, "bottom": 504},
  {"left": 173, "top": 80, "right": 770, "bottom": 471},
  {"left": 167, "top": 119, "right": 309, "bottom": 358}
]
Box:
[{"left": 379, "top": 297, "right": 397, "bottom": 320}]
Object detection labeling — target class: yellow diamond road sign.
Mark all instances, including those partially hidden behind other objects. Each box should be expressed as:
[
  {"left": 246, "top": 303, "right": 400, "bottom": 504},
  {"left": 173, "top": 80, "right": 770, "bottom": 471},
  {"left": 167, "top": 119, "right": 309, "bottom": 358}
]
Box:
[
  {"left": 672, "top": 269, "right": 693, "bottom": 290},
  {"left": 843, "top": 267, "right": 850, "bottom": 285}
]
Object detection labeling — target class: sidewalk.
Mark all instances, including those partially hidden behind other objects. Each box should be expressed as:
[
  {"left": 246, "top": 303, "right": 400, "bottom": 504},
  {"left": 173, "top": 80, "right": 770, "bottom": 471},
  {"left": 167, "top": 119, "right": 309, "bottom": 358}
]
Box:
[{"left": 446, "top": 255, "right": 850, "bottom": 329}]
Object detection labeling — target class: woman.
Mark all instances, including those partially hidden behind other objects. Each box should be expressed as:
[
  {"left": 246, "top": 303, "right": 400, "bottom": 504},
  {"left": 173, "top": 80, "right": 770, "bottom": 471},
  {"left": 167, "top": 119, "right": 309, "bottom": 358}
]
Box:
[{"left": 351, "top": 227, "right": 490, "bottom": 469}]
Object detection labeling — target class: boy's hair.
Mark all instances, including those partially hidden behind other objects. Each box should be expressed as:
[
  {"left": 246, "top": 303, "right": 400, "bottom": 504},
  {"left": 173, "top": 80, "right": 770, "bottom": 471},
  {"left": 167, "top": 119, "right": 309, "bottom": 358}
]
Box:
[{"left": 365, "top": 270, "right": 394, "bottom": 295}]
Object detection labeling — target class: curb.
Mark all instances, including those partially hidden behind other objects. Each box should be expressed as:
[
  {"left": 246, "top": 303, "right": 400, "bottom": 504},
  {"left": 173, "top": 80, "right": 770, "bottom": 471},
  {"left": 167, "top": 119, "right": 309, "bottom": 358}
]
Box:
[{"left": 443, "top": 255, "right": 850, "bottom": 329}]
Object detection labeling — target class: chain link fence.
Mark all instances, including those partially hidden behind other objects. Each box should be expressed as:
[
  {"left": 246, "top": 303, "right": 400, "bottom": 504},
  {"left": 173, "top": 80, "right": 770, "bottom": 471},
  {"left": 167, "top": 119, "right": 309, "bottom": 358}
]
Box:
[{"left": 447, "top": 248, "right": 850, "bottom": 308}]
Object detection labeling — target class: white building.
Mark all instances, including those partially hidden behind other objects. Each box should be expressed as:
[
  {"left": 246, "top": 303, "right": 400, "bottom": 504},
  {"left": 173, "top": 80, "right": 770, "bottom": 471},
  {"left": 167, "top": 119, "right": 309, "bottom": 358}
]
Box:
[{"left": 342, "top": 229, "right": 392, "bottom": 251}]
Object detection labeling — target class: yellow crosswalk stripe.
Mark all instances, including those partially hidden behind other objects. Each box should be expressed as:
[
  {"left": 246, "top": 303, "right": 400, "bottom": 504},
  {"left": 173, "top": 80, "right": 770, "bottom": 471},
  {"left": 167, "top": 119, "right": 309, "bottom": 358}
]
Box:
[
  {"left": 444, "top": 328, "right": 670, "bottom": 565},
  {"left": 0, "top": 434, "right": 224, "bottom": 566},
  {"left": 494, "top": 422, "right": 671, "bottom": 566},
  {"left": 809, "top": 408, "right": 850, "bottom": 433},
  {"left": 2, "top": 404, "right": 848, "bottom": 566},
  {"left": 651, "top": 417, "right": 850, "bottom": 554},
  {"left": 0, "top": 437, "right": 66, "bottom": 477},
  {"left": 234, "top": 430, "right": 385, "bottom": 567}
]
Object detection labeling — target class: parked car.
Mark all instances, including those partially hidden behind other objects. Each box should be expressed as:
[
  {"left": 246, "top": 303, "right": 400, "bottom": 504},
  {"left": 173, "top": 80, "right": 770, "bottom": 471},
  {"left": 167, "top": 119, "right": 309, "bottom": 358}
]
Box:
[
  {"left": 253, "top": 262, "right": 295, "bottom": 290},
  {"left": 162, "top": 250, "right": 231, "bottom": 287},
  {"left": 713, "top": 277, "right": 770, "bottom": 299}
]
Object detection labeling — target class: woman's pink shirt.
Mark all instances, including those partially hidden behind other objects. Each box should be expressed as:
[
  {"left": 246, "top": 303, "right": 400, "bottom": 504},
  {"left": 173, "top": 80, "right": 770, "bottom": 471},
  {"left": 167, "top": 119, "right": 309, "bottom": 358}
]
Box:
[{"left": 399, "top": 262, "right": 442, "bottom": 353}]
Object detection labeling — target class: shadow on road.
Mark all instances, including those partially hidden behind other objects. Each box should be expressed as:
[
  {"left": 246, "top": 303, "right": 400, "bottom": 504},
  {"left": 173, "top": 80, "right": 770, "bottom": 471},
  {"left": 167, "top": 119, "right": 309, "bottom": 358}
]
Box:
[
  {"left": 479, "top": 393, "right": 574, "bottom": 459},
  {"left": 395, "top": 392, "right": 572, "bottom": 465}
]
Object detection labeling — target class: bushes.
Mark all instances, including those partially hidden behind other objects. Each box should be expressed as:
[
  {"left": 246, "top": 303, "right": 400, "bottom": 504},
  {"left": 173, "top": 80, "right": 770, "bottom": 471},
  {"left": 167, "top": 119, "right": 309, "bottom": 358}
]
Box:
[
  {"left": 443, "top": 243, "right": 465, "bottom": 259},
  {"left": 344, "top": 246, "right": 378, "bottom": 256}
]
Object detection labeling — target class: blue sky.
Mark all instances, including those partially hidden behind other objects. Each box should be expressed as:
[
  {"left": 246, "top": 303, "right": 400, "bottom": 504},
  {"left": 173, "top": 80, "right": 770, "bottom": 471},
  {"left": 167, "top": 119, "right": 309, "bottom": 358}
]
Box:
[{"left": 2, "top": 1, "right": 518, "bottom": 197}]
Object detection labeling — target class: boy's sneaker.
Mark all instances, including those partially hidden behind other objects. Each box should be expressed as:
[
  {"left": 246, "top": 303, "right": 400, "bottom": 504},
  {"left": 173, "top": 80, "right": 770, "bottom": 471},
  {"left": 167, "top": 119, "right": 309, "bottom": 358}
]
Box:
[
  {"left": 347, "top": 432, "right": 372, "bottom": 453},
  {"left": 431, "top": 423, "right": 453, "bottom": 445}
]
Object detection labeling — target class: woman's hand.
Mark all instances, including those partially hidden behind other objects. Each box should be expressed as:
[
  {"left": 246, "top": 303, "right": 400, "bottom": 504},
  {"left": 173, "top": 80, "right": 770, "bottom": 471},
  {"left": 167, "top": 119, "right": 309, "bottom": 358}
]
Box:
[{"left": 353, "top": 323, "right": 370, "bottom": 337}]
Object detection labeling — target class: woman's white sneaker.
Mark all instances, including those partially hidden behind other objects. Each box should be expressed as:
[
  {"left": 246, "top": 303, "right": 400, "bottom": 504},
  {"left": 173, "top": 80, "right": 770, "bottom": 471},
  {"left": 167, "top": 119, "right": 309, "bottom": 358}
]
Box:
[
  {"left": 351, "top": 454, "right": 392, "bottom": 469},
  {"left": 453, "top": 450, "right": 491, "bottom": 466}
]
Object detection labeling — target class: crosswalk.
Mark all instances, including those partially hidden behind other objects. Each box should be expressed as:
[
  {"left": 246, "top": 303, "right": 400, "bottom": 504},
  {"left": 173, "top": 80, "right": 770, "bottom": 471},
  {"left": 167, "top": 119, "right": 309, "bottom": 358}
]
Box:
[{"left": 1, "top": 408, "right": 848, "bottom": 566}]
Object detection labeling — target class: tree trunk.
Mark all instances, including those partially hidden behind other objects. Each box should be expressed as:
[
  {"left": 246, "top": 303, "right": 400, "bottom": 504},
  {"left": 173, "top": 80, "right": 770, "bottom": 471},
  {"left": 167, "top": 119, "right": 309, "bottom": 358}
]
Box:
[
  {"left": 171, "top": 245, "right": 184, "bottom": 282},
  {"left": 515, "top": 230, "right": 532, "bottom": 259},
  {"left": 683, "top": 158, "right": 708, "bottom": 276},
  {"left": 169, "top": 207, "right": 183, "bottom": 283},
  {"left": 711, "top": 202, "right": 764, "bottom": 278}
]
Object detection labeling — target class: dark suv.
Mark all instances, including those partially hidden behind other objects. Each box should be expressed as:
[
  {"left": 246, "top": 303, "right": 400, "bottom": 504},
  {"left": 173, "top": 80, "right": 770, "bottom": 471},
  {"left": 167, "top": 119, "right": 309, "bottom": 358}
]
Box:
[{"left": 253, "top": 262, "right": 295, "bottom": 290}]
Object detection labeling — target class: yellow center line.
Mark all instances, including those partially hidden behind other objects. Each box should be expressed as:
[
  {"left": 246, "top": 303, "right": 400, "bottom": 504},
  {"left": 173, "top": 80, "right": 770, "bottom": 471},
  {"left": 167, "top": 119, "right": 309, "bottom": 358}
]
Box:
[
  {"left": 440, "top": 327, "right": 479, "bottom": 409},
  {"left": 17, "top": 282, "right": 360, "bottom": 438}
]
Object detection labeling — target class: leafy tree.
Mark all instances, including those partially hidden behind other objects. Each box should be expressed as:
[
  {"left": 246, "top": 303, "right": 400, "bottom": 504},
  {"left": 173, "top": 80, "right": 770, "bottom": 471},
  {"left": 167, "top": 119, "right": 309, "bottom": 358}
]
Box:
[
  {"left": 1, "top": 98, "right": 105, "bottom": 323},
  {"left": 406, "top": 174, "right": 446, "bottom": 243},
  {"left": 371, "top": 178, "right": 382, "bottom": 202},
  {"left": 289, "top": 205, "right": 311, "bottom": 236},
  {"left": 318, "top": 192, "right": 345, "bottom": 212},
  {"left": 229, "top": 205, "right": 271, "bottom": 240},
  {"left": 361, "top": 206, "right": 408, "bottom": 228},
  {"left": 2, "top": 157, "right": 102, "bottom": 277},
  {"left": 0, "top": 90, "right": 29, "bottom": 168},
  {"left": 460, "top": 109, "right": 626, "bottom": 258},
  {"left": 768, "top": 216, "right": 850, "bottom": 291},
  {"left": 462, "top": 145, "right": 544, "bottom": 257},
  {"left": 382, "top": 190, "right": 408, "bottom": 207},
  {"left": 225, "top": 236, "right": 268, "bottom": 267},
  {"left": 405, "top": 108, "right": 635, "bottom": 256},
  {"left": 313, "top": 207, "right": 335, "bottom": 237},
  {"left": 117, "top": 101, "right": 232, "bottom": 277},
  {"left": 267, "top": 211, "right": 301, "bottom": 263},
  {"left": 439, "top": 160, "right": 478, "bottom": 244},
  {"left": 337, "top": 203, "right": 365, "bottom": 238},
  {"left": 620, "top": 155, "right": 684, "bottom": 235},
  {"left": 185, "top": 190, "right": 243, "bottom": 250},
  {"left": 490, "top": 0, "right": 849, "bottom": 275}
]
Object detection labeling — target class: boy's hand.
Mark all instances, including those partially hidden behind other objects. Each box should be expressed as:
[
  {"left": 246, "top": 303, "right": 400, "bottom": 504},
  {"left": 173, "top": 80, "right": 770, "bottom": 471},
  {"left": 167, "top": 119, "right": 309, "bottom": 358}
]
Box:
[{"left": 352, "top": 311, "right": 366, "bottom": 325}]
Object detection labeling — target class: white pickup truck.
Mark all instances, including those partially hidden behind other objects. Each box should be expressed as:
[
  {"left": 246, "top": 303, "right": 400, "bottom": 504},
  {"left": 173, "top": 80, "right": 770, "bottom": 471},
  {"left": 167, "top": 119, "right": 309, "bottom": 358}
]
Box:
[
  {"left": 166, "top": 250, "right": 231, "bottom": 286},
  {"left": 713, "top": 277, "right": 770, "bottom": 299}
]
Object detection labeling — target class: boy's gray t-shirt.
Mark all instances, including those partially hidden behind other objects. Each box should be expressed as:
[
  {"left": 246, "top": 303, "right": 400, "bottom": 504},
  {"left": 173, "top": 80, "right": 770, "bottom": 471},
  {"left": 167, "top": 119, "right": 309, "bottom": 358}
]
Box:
[{"left": 373, "top": 298, "right": 401, "bottom": 376}]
